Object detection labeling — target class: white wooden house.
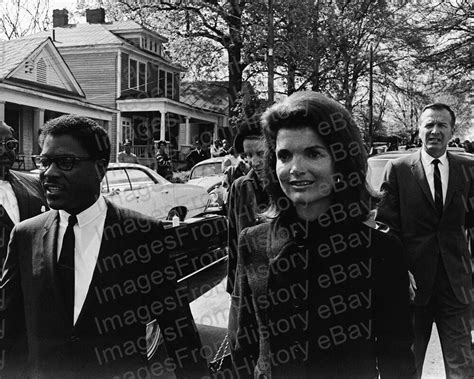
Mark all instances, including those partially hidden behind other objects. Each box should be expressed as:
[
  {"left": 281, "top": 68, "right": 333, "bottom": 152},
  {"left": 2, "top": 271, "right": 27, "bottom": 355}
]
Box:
[
  {"left": 0, "top": 37, "right": 116, "bottom": 170},
  {"left": 26, "top": 9, "right": 228, "bottom": 164}
]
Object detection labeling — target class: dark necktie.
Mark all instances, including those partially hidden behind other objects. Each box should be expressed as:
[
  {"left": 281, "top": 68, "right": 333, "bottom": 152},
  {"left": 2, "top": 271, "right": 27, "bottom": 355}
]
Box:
[
  {"left": 432, "top": 159, "right": 443, "bottom": 217},
  {"left": 57, "top": 214, "right": 77, "bottom": 325}
]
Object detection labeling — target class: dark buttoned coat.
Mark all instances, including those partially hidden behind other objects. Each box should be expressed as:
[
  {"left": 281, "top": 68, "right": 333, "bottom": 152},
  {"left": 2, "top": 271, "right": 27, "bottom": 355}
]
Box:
[{"left": 232, "top": 213, "right": 415, "bottom": 378}]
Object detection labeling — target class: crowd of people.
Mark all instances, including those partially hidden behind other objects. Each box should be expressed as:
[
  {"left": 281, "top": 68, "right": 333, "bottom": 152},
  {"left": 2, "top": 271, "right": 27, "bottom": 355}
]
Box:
[
  {"left": 225, "top": 93, "right": 472, "bottom": 378},
  {"left": 0, "top": 91, "right": 472, "bottom": 378}
]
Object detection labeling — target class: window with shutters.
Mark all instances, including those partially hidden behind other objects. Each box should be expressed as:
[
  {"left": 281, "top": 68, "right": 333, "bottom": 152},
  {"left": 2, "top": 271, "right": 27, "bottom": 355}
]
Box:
[{"left": 36, "top": 58, "right": 47, "bottom": 84}]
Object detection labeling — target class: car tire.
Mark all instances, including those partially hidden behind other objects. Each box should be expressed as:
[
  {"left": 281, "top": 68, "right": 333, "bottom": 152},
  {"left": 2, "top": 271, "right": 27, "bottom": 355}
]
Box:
[{"left": 167, "top": 207, "right": 186, "bottom": 221}]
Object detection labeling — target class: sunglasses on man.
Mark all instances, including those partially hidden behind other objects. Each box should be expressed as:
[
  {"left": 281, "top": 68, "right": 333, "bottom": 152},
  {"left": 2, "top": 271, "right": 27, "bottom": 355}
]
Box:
[{"left": 0, "top": 139, "right": 19, "bottom": 152}]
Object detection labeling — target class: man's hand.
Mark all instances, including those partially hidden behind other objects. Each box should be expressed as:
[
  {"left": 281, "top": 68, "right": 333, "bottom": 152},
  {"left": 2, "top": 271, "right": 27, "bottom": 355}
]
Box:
[{"left": 408, "top": 270, "right": 417, "bottom": 302}]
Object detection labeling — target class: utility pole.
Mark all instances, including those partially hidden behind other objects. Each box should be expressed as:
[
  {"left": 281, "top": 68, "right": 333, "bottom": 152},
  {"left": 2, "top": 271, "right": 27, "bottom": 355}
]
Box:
[
  {"left": 267, "top": 0, "right": 274, "bottom": 104},
  {"left": 368, "top": 44, "right": 374, "bottom": 148}
]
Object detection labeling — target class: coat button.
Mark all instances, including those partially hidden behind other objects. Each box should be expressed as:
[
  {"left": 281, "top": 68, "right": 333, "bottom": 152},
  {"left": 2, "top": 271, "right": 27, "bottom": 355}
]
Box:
[{"left": 293, "top": 299, "right": 303, "bottom": 308}]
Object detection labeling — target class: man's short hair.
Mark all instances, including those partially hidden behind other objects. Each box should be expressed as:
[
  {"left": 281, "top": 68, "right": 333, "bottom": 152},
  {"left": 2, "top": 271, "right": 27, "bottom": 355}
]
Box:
[
  {"left": 233, "top": 114, "right": 263, "bottom": 154},
  {"left": 39, "top": 115, "right": 111, "bottom": 165},
  {"left": 421, "top": 103, "right": 456, "bottom": 128}
]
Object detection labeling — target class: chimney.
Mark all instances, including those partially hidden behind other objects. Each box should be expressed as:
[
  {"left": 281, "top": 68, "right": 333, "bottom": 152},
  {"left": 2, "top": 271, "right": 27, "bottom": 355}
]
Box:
[
  {"left": 86, "top": 8, "right": 105, "bottom": 24},
  {"left": 53, "top": 9, "right": 68, "bottom": 27}
]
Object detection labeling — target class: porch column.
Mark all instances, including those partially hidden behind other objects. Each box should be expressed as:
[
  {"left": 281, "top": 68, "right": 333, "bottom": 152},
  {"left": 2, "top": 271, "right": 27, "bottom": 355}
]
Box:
[
  {"left": 116, "top": 113, "right": 122, "bottom": 162},
  {"left": 213, "top": 122, "right": 218, "bottom": 141},
  {"left": 160, "top": 111, "right": 166, "bottom": 141},
  {"left": 0, "top": 102, "right": 5, "bottom": 122},
  {"left": 33, "top": 108, "right": 45, "bottom": 154},
  {"left": 185, "top": 116, "right": 191, "bottom": 144}
]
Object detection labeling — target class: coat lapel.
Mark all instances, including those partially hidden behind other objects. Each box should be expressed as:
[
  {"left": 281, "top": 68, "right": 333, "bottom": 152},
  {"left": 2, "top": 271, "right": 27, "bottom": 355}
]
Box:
[
  {"left": 410, "top": 151, "right": 436, "bottom": 210},
  {"left": 40, "top": 210, "right": 67, "bottom": 318}
]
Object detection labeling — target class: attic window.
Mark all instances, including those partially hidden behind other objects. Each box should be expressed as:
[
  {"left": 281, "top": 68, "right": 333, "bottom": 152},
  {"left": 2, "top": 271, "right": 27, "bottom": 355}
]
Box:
[
  {"left": 24, "top": 60, "right": 34, "bottom": 74},
  {"left": 36, "top": 58, "right": 47, "bottom": 84}
]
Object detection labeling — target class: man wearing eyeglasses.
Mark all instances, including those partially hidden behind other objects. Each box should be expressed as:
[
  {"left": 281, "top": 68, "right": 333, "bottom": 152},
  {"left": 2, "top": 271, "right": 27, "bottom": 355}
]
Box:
[
  {"left": 0, "top": 121, "right": 46, "bottom": 267},
  {"left": 0, "top": 115, "right": 208, "bottom": 378}
]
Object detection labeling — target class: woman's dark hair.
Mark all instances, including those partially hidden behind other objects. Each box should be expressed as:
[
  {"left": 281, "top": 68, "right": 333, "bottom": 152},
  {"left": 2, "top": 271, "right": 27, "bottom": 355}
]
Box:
[
  {"left": 261, "top": 91, "right": 374, "bottom": 221},
  {"left": 39, "top": 114, "right": 111, "bottom": 166}
]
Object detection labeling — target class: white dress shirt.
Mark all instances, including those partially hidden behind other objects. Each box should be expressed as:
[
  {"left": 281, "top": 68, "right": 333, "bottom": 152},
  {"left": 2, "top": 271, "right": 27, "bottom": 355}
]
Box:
[
  {"left": 421, "top": 149, "right": 449, "bottom": 204},
  {"left": 57, "top": 196, "right": 107, "bottom": 324},
  {"left": 0, "top": 179, "right": 20, "bottom": 224}
]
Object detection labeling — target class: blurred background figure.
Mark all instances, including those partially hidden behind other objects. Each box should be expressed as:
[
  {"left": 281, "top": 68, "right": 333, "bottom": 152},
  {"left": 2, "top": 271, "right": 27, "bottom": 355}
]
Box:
[
  {"left": 220, "top": 139, "right": 234, "bottom": 156},
  {"left": 0, "top": 121, "right": 46, "bottom": 266},
  {"left": 210, "top": 138, "right": 223, "bottom": 157},
  {"left": 462, "top": 140, "right": 472, "bottom": 153},
  {"left": 117, "top": 139, "right": 138, "bottom": 164},
  {"left": 155, "top": 140, "right": 173, "bottom": 180},
  {"left": 226, "top": 115, "right": 267, "bottom": 295},
  {"left": 186, "top": 137, "right": 210, "bottom": 169},
  {"left": 226, "top": 115, "right": 270, "bottom": 369}
]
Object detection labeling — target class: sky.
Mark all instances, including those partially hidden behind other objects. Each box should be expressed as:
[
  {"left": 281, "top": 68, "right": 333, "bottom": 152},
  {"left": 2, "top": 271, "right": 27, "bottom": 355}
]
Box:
[{"left": 50, "top": 0, "right": 78, "bottom": 11}]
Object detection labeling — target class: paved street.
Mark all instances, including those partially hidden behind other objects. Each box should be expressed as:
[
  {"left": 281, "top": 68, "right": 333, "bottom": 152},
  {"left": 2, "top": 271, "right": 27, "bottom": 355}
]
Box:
[{"left": 190, "top": 278, "right": 448, "bottom": 378}]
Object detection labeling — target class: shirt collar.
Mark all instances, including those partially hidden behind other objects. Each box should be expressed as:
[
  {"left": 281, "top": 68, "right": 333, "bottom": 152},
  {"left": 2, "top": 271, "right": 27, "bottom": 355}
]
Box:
[
  {"left": 421, "top": 148, "right": 448, "bottom": 167},
  {"left": 59, "top": 196, "right": 107, "bottom": 228}
]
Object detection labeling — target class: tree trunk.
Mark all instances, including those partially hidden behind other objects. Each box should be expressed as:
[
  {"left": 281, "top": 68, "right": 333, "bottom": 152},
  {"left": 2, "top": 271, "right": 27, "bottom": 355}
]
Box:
[{"left": 287, "top": 62, "right": 296, "bottom": 94}]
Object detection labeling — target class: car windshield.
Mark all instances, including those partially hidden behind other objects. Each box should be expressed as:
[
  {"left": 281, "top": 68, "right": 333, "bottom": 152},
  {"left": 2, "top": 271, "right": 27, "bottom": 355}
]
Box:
[
  {"left": 367, "top": 159, "right": 389, "bottom": 191},
  {"left": 190, "top": 162, "right": 223, "bottom": 179}
]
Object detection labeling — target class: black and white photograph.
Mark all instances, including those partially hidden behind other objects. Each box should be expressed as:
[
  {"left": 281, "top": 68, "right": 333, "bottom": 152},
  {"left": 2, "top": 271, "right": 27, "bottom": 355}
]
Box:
[{"left": 0, "top": 0, "right": 472, "bottom": 378}]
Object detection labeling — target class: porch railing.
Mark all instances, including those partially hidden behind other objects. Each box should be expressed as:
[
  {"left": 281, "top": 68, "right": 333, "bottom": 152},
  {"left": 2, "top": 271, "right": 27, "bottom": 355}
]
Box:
[{"left": 131, "top": 145, "right": 153, "bottom": 158}]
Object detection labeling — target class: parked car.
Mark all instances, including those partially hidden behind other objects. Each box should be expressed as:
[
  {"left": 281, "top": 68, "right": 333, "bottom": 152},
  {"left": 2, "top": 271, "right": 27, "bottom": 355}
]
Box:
[
  {"left": 187, "top": 155, "right": 238, "bottom": 212},
  {"left": 367, "top": 148, "right": 473, "bottom": 191},
  {"left": 147, "top": 214, "right": 228, "bottom": 360},
  {"left": 102, "top": 163, "right": 210, "bottom": 220}
]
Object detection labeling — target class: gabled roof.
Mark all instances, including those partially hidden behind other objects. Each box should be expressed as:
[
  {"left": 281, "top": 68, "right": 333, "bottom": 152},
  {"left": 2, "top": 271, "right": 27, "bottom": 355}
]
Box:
[
  {"left": 180, "top": 81, "right": 229, "bottom": 113},
  {"left": 180, "top": 81, "right": 255, "bottom": 114},
  {"left": 24, "top": 20, "right": 178, "bottom": 68},
  {"left": 0, "top": 37, "right": 46, "bottom": 79},
  {"left": 0, "top": 36, "right": 85, "bottom": 97},
  {"left": 24, "top": 23, "right": 124, "bottom": 48}
]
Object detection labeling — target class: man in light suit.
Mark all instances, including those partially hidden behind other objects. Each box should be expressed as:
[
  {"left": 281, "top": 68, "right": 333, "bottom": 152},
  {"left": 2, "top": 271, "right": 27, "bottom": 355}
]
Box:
[
  {"left": 0, "top": 121, "right": 46, "bottom": 266},
  {"left": 376, "top": 103, "right": 473, "bottom": 378},
  {"left": 0, "top": 115, "right": 208, "bottom": 378}
]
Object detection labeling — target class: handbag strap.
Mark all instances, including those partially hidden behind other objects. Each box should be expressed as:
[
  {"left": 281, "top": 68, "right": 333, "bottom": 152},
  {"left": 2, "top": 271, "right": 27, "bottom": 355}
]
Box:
[{"left": 211, "top": 332, "right": 230, "bottom": 372}]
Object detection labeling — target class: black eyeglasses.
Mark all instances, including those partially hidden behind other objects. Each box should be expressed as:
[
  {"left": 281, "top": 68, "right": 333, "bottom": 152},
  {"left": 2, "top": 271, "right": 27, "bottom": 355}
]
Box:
[
  {"left": 32, "top": 155, "right": 94, "bottom": 171},
  {"left": 0, "top": 139, "right": 19, "bottom": 152}
]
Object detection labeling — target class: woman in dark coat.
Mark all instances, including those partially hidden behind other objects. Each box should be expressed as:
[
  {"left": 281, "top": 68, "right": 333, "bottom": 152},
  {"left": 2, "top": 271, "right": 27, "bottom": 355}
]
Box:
[{"left": 231, "top": 91, "right": 415, "bottom": 378}]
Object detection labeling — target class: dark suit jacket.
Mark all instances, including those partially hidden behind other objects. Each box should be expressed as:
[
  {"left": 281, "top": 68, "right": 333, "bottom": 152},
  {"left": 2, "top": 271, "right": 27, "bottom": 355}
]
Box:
[
  {"left": 185, "top": 149, "right": 210, "bottom": 169},
  {"left": 232, "top": 213, "right": 415, "bottom": 378},
  {"left": 226, "top": 169, "right": 268, "bottom": 294},
  {"left": 376, "top": 151, "right": 473, "bottom": 306},
  {"left": 0, "top": 200, "right": 208, "bottom": 378},
  {"left": 0, "top": 170, "right": 46, "bottom": 264}
]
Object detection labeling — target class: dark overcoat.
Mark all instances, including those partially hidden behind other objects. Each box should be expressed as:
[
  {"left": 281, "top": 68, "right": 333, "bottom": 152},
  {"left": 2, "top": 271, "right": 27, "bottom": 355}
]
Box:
[{"left": 232, "top": 212, "right": 415, "bottom": 378}]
